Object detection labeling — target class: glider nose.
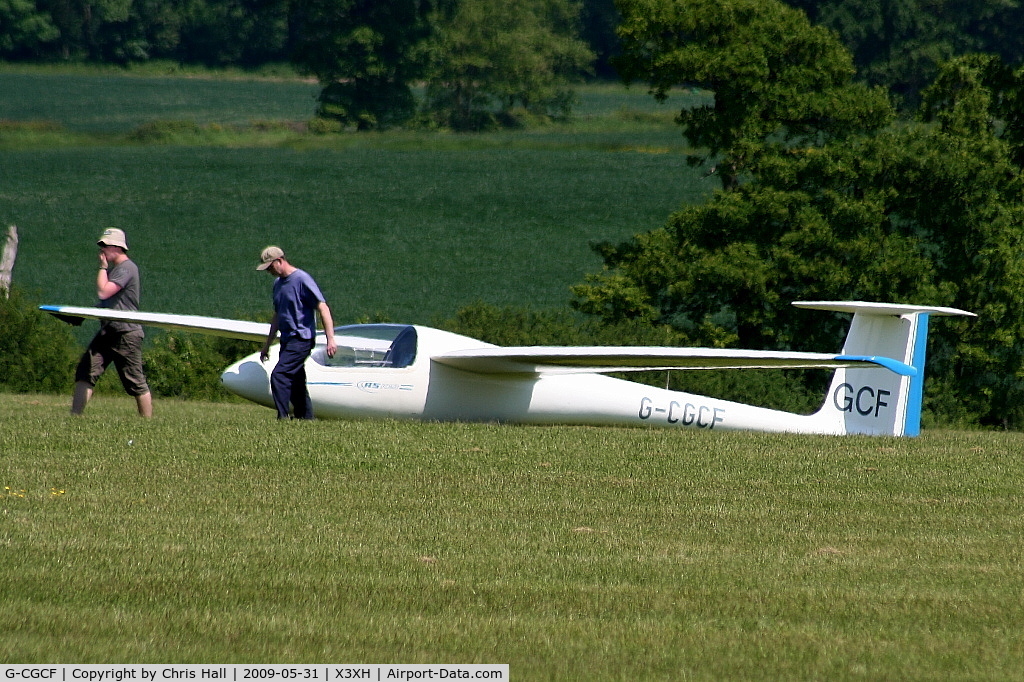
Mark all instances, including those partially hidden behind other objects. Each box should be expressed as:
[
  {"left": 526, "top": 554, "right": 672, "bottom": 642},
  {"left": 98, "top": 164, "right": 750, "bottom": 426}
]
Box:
[{"left": 221, "top": 356, "right": 273, "bottom": 406}]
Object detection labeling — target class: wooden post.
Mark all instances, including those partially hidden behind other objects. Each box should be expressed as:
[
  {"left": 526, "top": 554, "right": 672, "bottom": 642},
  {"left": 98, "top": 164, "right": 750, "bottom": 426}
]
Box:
[{"left": 0, "top": 224, "right": 17, "bottom": 297}]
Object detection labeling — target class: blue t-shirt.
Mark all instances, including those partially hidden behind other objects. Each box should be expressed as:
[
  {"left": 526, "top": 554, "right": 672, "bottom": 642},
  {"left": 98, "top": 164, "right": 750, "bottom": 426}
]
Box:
[{"left": 272, "top": 269, "right": 326, "bottom": 342}]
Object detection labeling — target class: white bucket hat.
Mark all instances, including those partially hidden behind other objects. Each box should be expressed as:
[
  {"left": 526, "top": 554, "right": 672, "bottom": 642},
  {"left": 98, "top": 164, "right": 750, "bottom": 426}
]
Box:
[{"left": 97, "top": 227, "right": 129, "bottom": 251}]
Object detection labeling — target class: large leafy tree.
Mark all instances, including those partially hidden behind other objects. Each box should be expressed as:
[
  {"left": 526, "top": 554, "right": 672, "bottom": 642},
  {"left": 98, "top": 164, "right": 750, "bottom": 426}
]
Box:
[
  {"left": 580, "top": 0, "right": 620, "bottom": 77},
  {"left": 420, "top": 0, "right": 594, "bottom": 130},
  {"left": 922, "top": 53, "right": 1024, "bottom": 170},
  {"left": 574, "top": 0, "right": 1024, "bottom": 427},
  {"left": 788, "top": 0, "right": 1024, "bottom": 109},
  {"left": 0, "top": 0, "right": 59, "bottom": 57},
  {"left": 291, "top": 0, "right": 435, "bottom": 130},
  {"left": 19, "top": 0, "right": 279, "bottom": 63},
  {"left": 576, "top": 122, "right": 1024, "bottom": 424},
  {"left": 175, "top": 0, "right": 291, "bottom": 67},
  {"left": 36, "top": 0, "right": 134, "bottom": 59},
  {"left": 613, "top": 0, "right": 892, "bottom": 189}
]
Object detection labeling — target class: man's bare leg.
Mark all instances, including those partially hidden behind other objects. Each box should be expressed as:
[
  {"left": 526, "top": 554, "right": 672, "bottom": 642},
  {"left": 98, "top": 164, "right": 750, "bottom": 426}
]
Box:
[
  {"left": 71, "top": 381, "right": 92, "bottom": 415},
  {"left": 135, "top": 391, "right": 153, "bottom": 418}
]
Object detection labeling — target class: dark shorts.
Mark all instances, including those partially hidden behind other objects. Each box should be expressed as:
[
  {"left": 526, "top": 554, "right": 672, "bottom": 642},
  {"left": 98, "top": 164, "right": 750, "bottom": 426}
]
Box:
[{"left": 75, "top": 328, "right": 150, "bottom": 396}]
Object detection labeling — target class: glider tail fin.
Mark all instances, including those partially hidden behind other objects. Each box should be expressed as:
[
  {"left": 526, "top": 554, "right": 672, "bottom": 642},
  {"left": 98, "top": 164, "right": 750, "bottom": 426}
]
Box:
[{"left": 794, "top": 302, "right": 975, "bottom": 436}]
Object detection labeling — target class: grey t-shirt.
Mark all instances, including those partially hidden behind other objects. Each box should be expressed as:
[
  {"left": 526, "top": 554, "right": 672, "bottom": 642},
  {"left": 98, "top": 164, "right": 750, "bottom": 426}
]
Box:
[{"left": 100, "top": 258, "right": 143, "bottom": 334}]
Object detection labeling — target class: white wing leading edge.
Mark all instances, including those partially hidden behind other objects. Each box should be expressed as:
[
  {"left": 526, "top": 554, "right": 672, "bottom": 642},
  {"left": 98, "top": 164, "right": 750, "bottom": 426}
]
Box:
[
  {"left": 40, "top": 305, "right": 270, "bottom": 342},
  {"left": 431, "top": 347, "right": 917, "bottom": 376}
]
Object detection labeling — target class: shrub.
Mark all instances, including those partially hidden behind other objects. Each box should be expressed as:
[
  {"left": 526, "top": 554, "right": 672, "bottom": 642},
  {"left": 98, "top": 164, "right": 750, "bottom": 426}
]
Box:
[
  {"left": 127, "top": 120, "right": 203, "bottom": 142},
  {"left": 0, "top": 288, "right": 78, "bottom": 393},
  {"left": 307, "top": 116, "right": 343, "bottom": 135},
  {"left": 144, "top": 330, "right": 260, "bottom": 401}
]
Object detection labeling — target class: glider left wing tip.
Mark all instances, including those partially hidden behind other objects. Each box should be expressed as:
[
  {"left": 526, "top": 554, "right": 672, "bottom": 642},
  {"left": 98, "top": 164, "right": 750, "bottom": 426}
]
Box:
[
  {"left": 40, "top": 305, "right": 86, "bottom": 326},
  {"left": 39, "top": 305, "right": 271, "bottom": 342}
]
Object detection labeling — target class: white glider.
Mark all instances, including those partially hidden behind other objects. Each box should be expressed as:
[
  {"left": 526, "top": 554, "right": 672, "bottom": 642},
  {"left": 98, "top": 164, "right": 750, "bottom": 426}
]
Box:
[{"left": 41, "top": 301, "right": 973, "bottom": 436}]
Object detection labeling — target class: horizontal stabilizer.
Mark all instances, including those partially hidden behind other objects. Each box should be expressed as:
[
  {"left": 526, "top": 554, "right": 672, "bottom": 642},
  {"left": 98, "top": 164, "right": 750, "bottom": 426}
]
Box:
[
  {"left": 793, "top": 301, "right": 976, "bottom": 318},
  {"left": 40, "top": 305, "right": 270, "bottom": 342},
  {"left": 431, "top": 347, "right": 916, "bottom": 376}
]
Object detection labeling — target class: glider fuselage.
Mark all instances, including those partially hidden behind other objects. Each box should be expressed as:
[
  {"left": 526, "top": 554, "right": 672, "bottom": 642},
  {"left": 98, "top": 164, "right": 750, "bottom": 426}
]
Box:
[{"left": 223, "top": 325, "right": 832, "bottom": 433}]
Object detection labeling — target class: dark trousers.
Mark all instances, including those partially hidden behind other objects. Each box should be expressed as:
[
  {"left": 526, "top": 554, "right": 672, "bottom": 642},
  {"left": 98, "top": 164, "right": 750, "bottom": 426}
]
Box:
[{"left": 271, "top": 337, "right": 315, "bottom": 419}]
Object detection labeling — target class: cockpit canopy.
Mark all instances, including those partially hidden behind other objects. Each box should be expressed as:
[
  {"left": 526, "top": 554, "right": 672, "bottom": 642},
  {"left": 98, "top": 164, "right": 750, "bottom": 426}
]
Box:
[{"left": 311, "top": 324, "right": 418, "bottom": 369}]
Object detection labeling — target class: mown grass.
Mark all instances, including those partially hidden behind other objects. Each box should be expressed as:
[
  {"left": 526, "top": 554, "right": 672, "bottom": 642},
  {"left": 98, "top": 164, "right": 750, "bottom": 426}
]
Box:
[{"left": 1, "top": 393, "right": 1022, "bottom": 677}]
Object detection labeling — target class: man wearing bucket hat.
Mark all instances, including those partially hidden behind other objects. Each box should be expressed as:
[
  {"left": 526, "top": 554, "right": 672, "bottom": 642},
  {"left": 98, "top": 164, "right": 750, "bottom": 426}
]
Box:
[
  {"left": 257, "top": 246, "right": 337, "bottom": 419},
  {"left": 71, "top": 228, "right": 153, "bottom": 417}
]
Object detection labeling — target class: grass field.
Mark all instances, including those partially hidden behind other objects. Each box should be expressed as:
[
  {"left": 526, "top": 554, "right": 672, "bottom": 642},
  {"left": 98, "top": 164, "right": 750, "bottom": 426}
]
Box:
[
  {"left": 7, "top": 69, "right": 1019, "bottom": 676},
  {"left": 2, "top": 144, "right": 707, "bottom": 324},
  {"left": 0, "top": 71, "right": 711, "bottom": 325},
  {"left": 0, "top": 66, "right": 699, "bottom": 131},
  {"left": 2, "top": 393, "right": 1023, "bottom": 676},
  {"left": 0, "top": 70, "right": 321, "bottom": 132}
]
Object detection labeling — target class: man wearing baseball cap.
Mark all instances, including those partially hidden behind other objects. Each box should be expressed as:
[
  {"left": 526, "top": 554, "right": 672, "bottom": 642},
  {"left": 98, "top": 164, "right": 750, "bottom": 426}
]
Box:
[
  {"left": 71, "top": 228, "right": 153, "bottom": 417},
  {"left": 257, "top": 245, "right": 337, "bottom": 419}
]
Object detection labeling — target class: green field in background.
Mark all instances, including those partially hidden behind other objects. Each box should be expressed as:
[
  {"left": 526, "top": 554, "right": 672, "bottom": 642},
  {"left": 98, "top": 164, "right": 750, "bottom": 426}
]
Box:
[
  {"left": 0, "top": 68, "right": 701, "bottom": 132},
  {"left": 0, "top": 71, "right": 322, "bottom": 132},
  {"left": 0, "top": 72, "right": 711, "bottom": 324}
]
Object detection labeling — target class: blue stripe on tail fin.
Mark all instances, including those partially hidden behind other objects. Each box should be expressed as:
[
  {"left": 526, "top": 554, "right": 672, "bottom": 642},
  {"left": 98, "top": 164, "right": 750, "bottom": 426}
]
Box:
[{"left": 903, "top": 313, "right": 930, "bottom": 437}]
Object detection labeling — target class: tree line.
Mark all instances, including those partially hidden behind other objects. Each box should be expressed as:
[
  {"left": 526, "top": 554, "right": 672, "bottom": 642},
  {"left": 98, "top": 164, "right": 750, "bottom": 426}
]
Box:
[{"left": 7, "top": 0, "right": 1024, "bottom": 123}]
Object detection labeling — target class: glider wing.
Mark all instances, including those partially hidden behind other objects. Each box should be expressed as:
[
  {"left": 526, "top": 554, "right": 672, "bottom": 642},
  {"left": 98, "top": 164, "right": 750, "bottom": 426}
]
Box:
[
  {"left": 40, "top": 305, "right": 270, "bottom": 342},
  {"left": 431, "top": 347, "right": 916, "bottom": 376}
]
